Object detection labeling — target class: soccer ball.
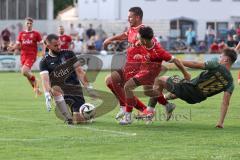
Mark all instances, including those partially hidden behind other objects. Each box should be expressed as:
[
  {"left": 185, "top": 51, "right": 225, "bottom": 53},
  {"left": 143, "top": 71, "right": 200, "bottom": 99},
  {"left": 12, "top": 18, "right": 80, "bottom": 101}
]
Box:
[{"left": 79, "top": 103, "right": 96, "bottom": 121}]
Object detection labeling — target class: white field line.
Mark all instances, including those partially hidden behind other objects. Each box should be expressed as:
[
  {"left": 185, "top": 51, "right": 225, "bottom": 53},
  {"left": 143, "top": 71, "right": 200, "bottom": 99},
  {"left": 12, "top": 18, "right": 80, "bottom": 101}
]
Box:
[{"left": 0, "top": 115, "right": 137, "bottom": 137}]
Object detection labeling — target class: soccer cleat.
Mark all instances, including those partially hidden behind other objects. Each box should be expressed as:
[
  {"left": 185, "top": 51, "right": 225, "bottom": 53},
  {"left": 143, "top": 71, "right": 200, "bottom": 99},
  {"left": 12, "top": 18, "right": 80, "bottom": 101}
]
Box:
[
  {"left": 115, "top": 107, "right": 125, "bottom": 121},
  {"left": 119, "top": 112, "right": 132, "bottom": 125},
  {"left": 65, "top": 119, "right": 73, "bottom": 125},
  {"left": 165, "top": 103, "right": 176, "bottom": 121},
  {"left": 135, "top": 108, "right": 155, "bottom": 122}
]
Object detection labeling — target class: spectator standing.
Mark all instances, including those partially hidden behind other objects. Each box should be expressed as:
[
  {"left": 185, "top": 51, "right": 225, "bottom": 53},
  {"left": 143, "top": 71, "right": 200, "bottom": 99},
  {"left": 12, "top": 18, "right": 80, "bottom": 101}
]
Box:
[
  {"left": 86, "top": 24, "right": 96, "bottom": 40},
  {"left": 95, "top": 24, "right": 107, "bottom": 41},
  {"left": 73, "top": 36, "right": 83, "bottom": 54},
  {"left": 1, "top": 28, "right": 11, "bottom": 51},
  {"left": 206, "top": 25, "right": 215, "bottom": 48},
  {"left": 185, "top": 27, "right": 196, "bottom": 52},
  {"left": 76, "top": 23, "right": 85, "bottom": 40},
  {"left": 227, "top": 24, "right": 236, "bottom": 37},
  {"left": 69, "top": 23, "right": 78, "bottom": 38}
]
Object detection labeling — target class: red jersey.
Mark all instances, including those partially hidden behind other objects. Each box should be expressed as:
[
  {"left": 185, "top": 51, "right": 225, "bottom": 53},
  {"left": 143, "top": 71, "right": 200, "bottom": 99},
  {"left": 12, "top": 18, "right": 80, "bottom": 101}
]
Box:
[
  {"left": 140, "top": 39, "right": 173, "bottom": 71},
  {"left": 124, "top": 24, "right": 145, "bottom": 62},
  {"left": 59, "top": 34, "right": 72, "bottom": 49},
  {"left": 17, "top": 30, "right": 42, "bottom": 55}
]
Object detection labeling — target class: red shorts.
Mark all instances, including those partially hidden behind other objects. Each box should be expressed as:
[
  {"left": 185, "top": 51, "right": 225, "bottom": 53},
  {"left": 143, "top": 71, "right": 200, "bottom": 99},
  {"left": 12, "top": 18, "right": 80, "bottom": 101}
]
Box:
[
  {"left": 133, "top": 68, "right": 161, "bottom": 86},
  {"left": 21, "top": 53, "right": 37, "bottom": 68},
  {"left": 117, "top": 62, "right": 141, "bottom": 82}
]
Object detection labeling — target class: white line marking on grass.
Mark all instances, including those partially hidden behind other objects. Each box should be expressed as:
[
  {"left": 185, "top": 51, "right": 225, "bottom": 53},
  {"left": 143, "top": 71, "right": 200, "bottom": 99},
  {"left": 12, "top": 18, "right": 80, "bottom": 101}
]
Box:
[
  {"left": 67, "top": 125, "right": 137, "bottom": 136},
  {"left": 0, "top": 115, "right": 137, "bottom": 137}
]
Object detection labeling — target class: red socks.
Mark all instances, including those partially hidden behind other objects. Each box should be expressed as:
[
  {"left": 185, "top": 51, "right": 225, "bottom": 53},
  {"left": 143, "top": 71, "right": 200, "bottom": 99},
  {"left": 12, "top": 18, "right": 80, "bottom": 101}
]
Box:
[
  {"left": 27, "top": 75, "right": 36, "bottom": 88},
  {"left": 157, "top": 93, "right": 168, "bottom": 105}
]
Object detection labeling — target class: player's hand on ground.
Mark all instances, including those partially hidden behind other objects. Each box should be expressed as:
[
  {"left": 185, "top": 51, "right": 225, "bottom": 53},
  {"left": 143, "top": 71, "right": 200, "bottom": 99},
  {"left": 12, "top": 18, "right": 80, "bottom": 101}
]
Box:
[
  {"left": 184, "top": 72, "right": 191, "bottom": 80},
  {"left": 44, "top": 92, "right": 52, "bottom": 112}
]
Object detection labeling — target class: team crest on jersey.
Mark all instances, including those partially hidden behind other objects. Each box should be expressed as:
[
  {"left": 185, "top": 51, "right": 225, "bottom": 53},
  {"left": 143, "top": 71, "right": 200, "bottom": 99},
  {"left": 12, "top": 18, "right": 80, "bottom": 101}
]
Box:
[{"left": 30, "top": 33, "right": 34, "bottom": 38}]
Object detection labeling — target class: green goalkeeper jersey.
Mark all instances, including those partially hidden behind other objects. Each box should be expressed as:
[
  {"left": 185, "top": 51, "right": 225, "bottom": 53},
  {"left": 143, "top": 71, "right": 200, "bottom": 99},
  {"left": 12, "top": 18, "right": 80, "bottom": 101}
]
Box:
[{"left": 191, "top": 61, "right": 234, "bottom": 97}]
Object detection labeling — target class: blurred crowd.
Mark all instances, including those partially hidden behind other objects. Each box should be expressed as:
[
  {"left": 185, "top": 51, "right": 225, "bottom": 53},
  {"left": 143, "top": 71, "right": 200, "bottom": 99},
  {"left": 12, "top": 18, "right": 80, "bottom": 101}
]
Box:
[
  {"left": 0, "top": 23, "right": 128, "bottom": 55},
  {"left": 170, "top": 25, "right": 240, "bottom": 53},
  {"left": 1, "top": 23, "right": 240, "bottom": 55}
]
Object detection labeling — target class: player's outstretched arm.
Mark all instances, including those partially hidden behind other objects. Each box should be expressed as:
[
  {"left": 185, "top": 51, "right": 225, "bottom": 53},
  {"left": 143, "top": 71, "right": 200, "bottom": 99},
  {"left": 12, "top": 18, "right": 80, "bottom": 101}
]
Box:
[
  {"left": 181, "top": 60, "right": 205, "bottom": 69},
  {"left": 40, "top": 72, "right": 52, "bottom": 112},
  {"left": 74, "top": 65, "right": 98, "bottom": 98},
  {"left": 236, "top": 42, "right": 240, "bottom": 51},
  {"left": 172, "top": 58, "right": 191, "bottom": 80},
  {"left": 103, "top": 33, "right": 127, "bottom": 49},
  {"left": 216, "top": 91, "right": 232, "bottom": 128}
]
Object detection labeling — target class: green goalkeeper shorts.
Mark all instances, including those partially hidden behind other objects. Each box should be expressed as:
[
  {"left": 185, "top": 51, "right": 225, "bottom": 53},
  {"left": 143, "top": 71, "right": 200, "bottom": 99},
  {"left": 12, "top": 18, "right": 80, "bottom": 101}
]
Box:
[{"left": 166, "top": 75, "right": 206, "bottom": 104}]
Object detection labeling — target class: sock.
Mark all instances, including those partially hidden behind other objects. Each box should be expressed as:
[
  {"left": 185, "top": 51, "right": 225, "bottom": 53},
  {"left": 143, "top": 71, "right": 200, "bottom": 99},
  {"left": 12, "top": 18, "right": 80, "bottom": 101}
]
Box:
[
  {"left": 106, "top": 80, "right": 125, "bottom": 106},
  {"left": 238, "top": 70, "right": 240, "bottom": 80},
  {"left": 148, "top": 97, "right": 158, "bottom": 108},
  {"left": 126, "top": 97, "right": 147, "bottom": 112},
  {"left": 27, "top": 75, "right": 36, "bottom": 88},
  {"left": 157, "top": 93, "right": 168, "bottom": 106},
  {"left": 134, "top": 97, "right": 147, "bottom": 112},
  {"left": 54, "top": 95, "right": 72, "bottom": 121}
]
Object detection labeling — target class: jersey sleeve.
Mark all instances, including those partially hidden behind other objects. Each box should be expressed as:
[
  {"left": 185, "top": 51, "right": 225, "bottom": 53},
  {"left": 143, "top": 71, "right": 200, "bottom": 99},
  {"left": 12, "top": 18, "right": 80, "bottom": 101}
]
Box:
[
  {"left": 154, "top": 44, "right": 173, "bottom": 62},
  {"left": 224, "top": 83, "right": 234, "bottom": 94},
  {"left": 39, "top": 59, "right": 49, "bottom": 74},
  {"left": 204, "top": 61, "right": 220, "bottom": 70}
]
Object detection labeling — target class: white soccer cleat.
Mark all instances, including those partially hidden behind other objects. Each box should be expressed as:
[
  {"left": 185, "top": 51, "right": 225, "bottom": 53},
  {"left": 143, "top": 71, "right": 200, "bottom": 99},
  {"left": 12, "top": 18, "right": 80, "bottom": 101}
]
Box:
[
  {"left": 119, "top": 112, "right": 132, "bottom": 125},
  {"left": 165, "top": 103, "right": 176, "bottom": 121},
  {"left": 115, "top": 106, "right": 125, "bottom": 121}
]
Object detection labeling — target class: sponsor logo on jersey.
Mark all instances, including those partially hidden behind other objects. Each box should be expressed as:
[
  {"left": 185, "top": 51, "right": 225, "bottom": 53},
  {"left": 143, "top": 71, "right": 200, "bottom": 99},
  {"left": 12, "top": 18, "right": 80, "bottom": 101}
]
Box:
[
  {"left": 53, "top": 68, "right": 70, "bottom": 78},
  {"left": 22, "top": 39, "right": 33, "bottom": 44}
]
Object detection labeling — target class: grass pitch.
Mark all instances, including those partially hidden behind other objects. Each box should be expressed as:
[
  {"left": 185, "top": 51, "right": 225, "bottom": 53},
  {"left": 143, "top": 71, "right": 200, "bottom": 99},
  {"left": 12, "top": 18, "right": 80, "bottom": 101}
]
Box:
[{"left": 0, "top": 70, "right": 240, "bottom": 160}]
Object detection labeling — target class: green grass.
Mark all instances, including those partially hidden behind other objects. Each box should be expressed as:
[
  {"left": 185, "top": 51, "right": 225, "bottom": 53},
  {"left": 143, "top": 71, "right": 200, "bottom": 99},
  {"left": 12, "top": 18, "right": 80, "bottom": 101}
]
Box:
[{"left": 0, "top": 70, "right": 240, "bottom": 160}]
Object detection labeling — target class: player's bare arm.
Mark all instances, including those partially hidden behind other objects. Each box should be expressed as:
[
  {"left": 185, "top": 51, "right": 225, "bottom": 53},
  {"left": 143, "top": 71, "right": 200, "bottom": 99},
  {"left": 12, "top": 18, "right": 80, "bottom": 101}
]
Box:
[
  {"left": 236, "top": 42, "right": 240, "bottom": 51},
  {"left": 172, "top": 58, "right": 191, "bottom": 80},
  {"left": 40, "top": 71, "right": 51, "bottom": 93},
  {"left": 216, "top": 91, "right": 232, "bottom": 128},
  {"left": 182, "top": 60, "right": 205, "bottom": 69},
  {"left": 103, "top": 33, "right": 128, "bottom": 49}
]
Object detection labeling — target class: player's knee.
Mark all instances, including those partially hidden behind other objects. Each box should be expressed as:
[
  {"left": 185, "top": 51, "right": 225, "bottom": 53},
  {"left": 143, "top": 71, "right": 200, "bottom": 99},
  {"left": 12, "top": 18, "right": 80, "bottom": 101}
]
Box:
[
  {"left": 144, "top": 90, "right": 155, "bottom": 97},
  {"left": 51, "top": 86, "right": 63, "bottom": 96},
  {"left": 21, "top": 68, "right": 28, "bottom": 76}
]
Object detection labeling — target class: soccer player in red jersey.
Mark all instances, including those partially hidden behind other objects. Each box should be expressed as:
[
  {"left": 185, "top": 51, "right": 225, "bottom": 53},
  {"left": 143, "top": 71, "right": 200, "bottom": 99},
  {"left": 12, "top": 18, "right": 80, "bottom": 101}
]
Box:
[
  {"left": 11, "top": 17, "right": 42, "bottom": 96},
  {"left": 104, "top": 7, "right": 148, "bottom": 121},
  {"left": 121, "top": 26, "right": 190, "bottom": 124},
  {"left": 58, "top": 25, "right": 74, "bottom": 50}
]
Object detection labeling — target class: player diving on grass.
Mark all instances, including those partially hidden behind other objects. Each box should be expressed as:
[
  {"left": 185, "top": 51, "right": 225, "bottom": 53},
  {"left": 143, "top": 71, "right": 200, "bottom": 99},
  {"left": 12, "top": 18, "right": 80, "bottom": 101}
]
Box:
[
  {"left": 39, "top": 34, "right": 97, "bottom": 124},
  {"left": 152, "top": 48, "right": 237, "bottom": 128},
  {"left": 122, "top": 26, "right": 190, "bottom": 124}
]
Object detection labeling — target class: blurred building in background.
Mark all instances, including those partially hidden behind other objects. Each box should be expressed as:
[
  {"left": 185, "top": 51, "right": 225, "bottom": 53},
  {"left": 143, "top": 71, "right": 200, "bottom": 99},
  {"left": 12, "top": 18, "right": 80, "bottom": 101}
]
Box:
[
  {"left": 0, "top": 0, "right": 53, "bottom": 20},
  {"left": 78, "top": 0, "right": 240, "bottom": 40}
]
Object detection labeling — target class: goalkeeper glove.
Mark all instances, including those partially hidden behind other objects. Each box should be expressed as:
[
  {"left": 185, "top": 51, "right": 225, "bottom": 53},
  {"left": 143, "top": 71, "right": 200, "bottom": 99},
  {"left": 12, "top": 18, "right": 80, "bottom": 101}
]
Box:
[{"left": 44, "top": 92, "right": 52, "bottom": 112}]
